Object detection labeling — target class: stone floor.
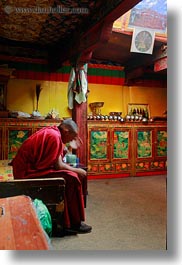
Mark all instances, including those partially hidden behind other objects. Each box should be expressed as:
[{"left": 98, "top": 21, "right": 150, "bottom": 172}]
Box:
[{"left": 51, "top": 175, "right": 167, "bottom": 251}]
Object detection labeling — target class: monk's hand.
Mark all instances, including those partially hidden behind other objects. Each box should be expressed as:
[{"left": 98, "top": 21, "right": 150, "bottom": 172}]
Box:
[{"left": 76, "top": 168, "right": 87, "bottom": 178}]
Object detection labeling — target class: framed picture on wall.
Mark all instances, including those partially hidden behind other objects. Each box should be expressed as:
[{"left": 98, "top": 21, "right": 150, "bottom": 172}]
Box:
[
  {"left": 128, "top": 103, "right": 150, "bottom": 118},
  {"left": 0, "top": 82, "right": 7, "bottom": 111}
]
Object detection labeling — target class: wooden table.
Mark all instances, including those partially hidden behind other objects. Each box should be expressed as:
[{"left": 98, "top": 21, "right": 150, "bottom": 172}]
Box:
[{"left": 0, "top": 195, "right": 50, "bottom": 250}]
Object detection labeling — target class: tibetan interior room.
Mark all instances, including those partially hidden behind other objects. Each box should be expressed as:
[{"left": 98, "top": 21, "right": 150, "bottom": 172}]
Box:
[{"left": 0, "top": 0, "right": 167, "bottom": 251}]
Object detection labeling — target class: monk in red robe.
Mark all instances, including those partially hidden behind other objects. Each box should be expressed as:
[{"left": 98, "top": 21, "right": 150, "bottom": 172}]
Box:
[{"left": 11, "top": 118, "right": 92, "bottom": 234}]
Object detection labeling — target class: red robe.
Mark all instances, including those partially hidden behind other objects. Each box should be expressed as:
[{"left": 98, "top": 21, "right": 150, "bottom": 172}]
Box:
[{"left": 11, "top": 126, "right": 85, "bottom": 228}]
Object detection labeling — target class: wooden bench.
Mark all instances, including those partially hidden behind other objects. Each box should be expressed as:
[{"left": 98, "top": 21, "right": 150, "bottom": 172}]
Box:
[
  {"left": 0, "top": 178, "right": 65, "bottom": 237},
  {"left": 0, "top": 160, "right": 87, "bottom": 236},
  {"left": 0, "top": 195, "right": 51, "bottom": 250}
]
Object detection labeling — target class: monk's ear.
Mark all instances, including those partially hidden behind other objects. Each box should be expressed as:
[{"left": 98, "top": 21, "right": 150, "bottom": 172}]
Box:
[
  {"left": 61, "top": 124, "right": 69, "bottom": 132},
  {"left": 64, "top": 128, "right": 69, "bottom": 132}
]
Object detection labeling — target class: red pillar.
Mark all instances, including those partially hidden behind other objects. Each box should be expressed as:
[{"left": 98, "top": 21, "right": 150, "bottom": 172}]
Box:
[{"left": 72, "top": 101, "right": 88, "bottom": 167}]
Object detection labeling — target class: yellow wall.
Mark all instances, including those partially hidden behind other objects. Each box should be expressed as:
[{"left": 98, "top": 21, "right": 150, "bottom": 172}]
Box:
[
  {"left": 7, "top": 79, "right": 72, "bottom": 118},
  {"left": 7, "top": 79, "right": 167, "bottom": 118},
  {"left": 88, "top": 84, "right": 167, "bottom": 117}
]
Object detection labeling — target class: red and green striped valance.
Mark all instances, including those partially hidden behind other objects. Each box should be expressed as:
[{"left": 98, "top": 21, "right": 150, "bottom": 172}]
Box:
[{"left": 0, "top": 55, "right": 125, "bottom": 85}]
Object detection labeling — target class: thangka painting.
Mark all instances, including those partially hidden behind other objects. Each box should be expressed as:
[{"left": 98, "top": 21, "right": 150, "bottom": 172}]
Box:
[
  {"left": 90, "top": 130, "right": 108, "bottom": 160},
  {"left": 8, "top": 129, "right": 30, "bottom": 159},
  {"left": 128, "top": 0, "right": 167, "bottom": 34},
  {"left": 137, "top": 130, "right": 152, "bottom": 158},
  {"left": 157, "top": 130, "right": 167, "bottom": 157},
  {"left": 113, "top": 0, "right": 167, "bottom": 37},
  {"left": 113, "top": 131, "right": 129, "bottom": 159}
]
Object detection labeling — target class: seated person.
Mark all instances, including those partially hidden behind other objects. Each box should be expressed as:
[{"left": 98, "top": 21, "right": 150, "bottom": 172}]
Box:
[{"left": 10, "top": 118, "right": 92, "bottom": 234}]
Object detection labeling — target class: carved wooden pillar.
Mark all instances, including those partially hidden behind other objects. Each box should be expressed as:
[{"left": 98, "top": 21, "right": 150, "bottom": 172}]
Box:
[
  {"left": 70, "top": 51, "right": 92, "bottom": 166},
  {"left": 72, "top": 101, "right": 88, "bottom": 166},
  {"left": 70, "top": 24, "right": 113, "bottom": 166}
]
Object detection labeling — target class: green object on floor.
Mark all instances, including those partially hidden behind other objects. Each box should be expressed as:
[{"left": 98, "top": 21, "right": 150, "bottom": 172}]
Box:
[{"left": 33, "top": 198, "right": 52, "bottom": 237}]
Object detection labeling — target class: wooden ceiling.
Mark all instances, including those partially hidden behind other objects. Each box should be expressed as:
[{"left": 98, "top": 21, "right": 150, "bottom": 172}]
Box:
[{"left": 0, "top": 0, "right": 167, "bottom": 82}]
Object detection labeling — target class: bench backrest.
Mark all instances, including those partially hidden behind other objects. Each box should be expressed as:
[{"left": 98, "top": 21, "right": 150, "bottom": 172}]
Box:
[{"left": 0, "top": 178, "right": 65, "bottom": 236}]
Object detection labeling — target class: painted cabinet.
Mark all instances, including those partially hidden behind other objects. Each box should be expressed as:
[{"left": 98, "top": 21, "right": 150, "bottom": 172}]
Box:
[
  {"left": 0, "top": 119, "right": 60, "bottom": 160},
  {"left": 0, "top": 119, "right": 167, "bottom": 178},
  {"left": 88, "top": 121, "right": 167, "bottom": 177},
  {"left": 88, "top": 122, "right": 132, "bottom": 177}
]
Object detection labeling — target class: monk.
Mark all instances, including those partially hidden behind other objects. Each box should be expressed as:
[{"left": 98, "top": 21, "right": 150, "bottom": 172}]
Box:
[{"left": 10, "top": 118, "right": 92, "bottom": 234}]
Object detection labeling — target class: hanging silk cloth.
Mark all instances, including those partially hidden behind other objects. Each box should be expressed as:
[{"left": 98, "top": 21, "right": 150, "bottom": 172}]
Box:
[{"left": 67, "top": 64, "right": 88, "bottom": 109}]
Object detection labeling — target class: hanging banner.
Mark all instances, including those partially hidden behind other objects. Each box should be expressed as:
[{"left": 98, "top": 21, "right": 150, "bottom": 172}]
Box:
[
  {"left": 67, "top": 64, "right": 88, "bottom": 110},
  {"left": 154, "top": 56, "right": 167, "bottom": 72}
]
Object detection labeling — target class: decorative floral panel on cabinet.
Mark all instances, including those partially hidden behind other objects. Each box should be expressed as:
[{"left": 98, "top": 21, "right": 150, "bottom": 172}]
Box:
[
  {"left": 156, "top": 129, "right": 167, "bottom": 157},
  {"left": 136, "top": 130, "right": 153, "bottom": 158},
  {"left": 99, "top": 163, "right": 115, "bottom": 173},
  {"left": 112, "top": 129, "right": 130, "bottom": 159},
  {"left": 150, "top": 160, "right": 167, "bottom": 170},
  {"left": 89, "top": 129, "right": 110, "bottom": 161},
  {"left": 6, "top": 127, "right": 32, "bottom": 160},
  {"left": 135, "top": 128, "right": 155, "bottom": 175},
  {"left": 115, "top": 163, "right": 131, "bottom": 171}
]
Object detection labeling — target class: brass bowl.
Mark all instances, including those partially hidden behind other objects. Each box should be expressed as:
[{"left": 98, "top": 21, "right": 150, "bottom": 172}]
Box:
[
  {"left": 89, "top": 102, "right": 104, "bottom": 108},
  {"left": 109, "top": 112, "right": 122, "bottom": 116},
  {"left": 89, "top": 102, "right": 104, "bottom": 115}
]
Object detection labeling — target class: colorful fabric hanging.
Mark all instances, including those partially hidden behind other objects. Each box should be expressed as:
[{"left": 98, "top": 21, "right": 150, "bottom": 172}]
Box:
[{"left": 67, "top": 64, "right": 88, "bottom": 109}]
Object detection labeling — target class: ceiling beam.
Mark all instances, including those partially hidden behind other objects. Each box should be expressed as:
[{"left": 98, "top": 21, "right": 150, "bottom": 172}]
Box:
[
  {"left": 103, "top": 0, "right": 142, "bottom": 23},
  {"left": 125, "top": 44, "right": 167, "bottom": 82},
  {"left": 71, "top": 22, "right": 113, "bottom": 65},
  {"left": 48, "top": 0, "right": 142, "bottom": 69}
]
